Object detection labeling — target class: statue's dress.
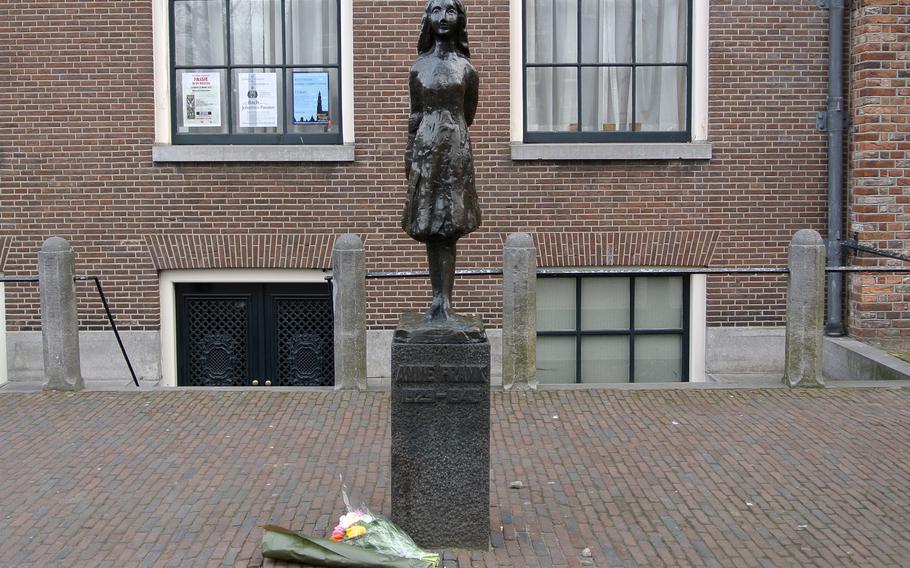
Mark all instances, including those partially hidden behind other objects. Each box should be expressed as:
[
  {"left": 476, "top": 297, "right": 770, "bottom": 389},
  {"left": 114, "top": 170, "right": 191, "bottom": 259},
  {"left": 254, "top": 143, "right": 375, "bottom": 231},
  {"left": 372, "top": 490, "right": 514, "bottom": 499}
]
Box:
[{"left": 403, "top": 52, "right": 480, "bottom": 242}]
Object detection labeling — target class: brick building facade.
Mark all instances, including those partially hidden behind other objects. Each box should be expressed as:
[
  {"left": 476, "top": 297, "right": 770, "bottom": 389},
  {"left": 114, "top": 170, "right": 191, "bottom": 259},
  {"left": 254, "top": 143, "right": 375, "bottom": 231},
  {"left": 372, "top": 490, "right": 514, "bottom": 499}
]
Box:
[
  {"left": 849, "top": 0, "right": 910, "bottom": 349},
  {"left": 0, "top": 0, "right": 906, "bottom": 386}
]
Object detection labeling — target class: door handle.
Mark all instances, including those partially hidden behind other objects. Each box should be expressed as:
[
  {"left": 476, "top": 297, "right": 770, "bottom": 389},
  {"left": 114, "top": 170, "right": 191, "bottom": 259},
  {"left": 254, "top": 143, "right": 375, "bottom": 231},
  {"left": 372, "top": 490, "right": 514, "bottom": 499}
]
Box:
[
  {"left": 252, "top": 379, "right": 259, "bottom": 386},
  {"left": 265, "top": 379, "right": 272, "bottom": 386}
]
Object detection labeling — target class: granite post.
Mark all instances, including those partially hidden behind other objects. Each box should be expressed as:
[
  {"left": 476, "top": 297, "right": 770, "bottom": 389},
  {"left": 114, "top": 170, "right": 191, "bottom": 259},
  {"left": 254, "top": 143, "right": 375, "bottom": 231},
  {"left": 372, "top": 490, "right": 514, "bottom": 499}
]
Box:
[
  {"left": 0, "top": 275, "right": 6, "bottom": 388},
  {"left": 39, "top": 237, "right": 84, "bottom": 391},
  {"left": 391, "top": 314, "right": 490, "bottom": 549},
  {"left": 332, "top": 234, "right": 367, "bottom": 390},
  {"left": 783, "top": 229, "right": 826, "bottom": 388},
  {"left": 502, "top": 233, "right": 537, "bottom": 390}
]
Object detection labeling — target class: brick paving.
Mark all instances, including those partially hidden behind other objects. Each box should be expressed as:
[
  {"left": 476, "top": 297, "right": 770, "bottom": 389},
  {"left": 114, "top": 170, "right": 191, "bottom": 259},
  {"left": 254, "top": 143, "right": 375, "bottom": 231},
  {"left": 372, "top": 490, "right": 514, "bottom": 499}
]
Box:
[{"left": 2, "top": 387, "right": 910, "bottom": 567}]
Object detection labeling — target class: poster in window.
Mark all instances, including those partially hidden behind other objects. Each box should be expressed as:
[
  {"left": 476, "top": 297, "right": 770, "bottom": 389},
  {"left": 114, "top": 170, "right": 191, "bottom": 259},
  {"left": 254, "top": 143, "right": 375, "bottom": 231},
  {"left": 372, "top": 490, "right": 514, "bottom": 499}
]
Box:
[
  {"left": 238, "top": 72, "right": 279, "bottom": 128},
  {"left": 182, "top": 72, "right": 222, "bottom": 128},
  {"left": 292, "top": 72, "right": 331, "bottom": 125}
]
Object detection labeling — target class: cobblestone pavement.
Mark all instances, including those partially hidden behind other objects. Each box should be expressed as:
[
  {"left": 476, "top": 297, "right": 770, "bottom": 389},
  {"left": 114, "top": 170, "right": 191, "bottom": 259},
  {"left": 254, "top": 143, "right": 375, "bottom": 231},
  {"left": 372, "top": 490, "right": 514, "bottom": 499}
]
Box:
[{"left": 2, "top": 387, "right": 910, "bottom": 567}]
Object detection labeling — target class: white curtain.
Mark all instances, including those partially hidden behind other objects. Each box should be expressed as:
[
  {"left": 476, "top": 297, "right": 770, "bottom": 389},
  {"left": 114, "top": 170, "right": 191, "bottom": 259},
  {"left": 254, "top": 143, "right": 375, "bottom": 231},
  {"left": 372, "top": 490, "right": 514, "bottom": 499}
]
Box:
[
  {"left": 581, "top": 0, "right": 633, "bottom": 131},
  {"left": 231, "top": 0, "right": 281, "bottom": 65},
  {"left": 175, "top": 0, "right": 226, "bottom": 66},
  {"left": 287, "top": 0, "right": 335, "bottom": 65},
  {"left": 635, "top": 0, "right": 686, "bottom": 131},
  {"left": 527, "top": 0, "right": 687, "bottom": 133},
  {"left": 526, "top": 0, "right": 577, "bottom": 131}
]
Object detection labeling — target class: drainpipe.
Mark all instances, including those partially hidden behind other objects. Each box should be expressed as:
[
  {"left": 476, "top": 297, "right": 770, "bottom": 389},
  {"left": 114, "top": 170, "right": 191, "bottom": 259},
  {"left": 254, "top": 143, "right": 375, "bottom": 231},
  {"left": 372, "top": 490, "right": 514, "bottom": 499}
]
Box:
[{"left": 819, "top": 0, "right": 846, "bottom": 336}]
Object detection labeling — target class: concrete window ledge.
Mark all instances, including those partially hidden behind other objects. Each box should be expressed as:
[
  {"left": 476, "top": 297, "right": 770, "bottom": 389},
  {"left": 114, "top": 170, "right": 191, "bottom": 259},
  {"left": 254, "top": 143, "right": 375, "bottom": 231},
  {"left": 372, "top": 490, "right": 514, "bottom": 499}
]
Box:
[
  {"left": 510, "top": 142, "right": 712, "bottom": 161},
  {"left": 152, "top": 143, "right": 356, "bottom": 163}
]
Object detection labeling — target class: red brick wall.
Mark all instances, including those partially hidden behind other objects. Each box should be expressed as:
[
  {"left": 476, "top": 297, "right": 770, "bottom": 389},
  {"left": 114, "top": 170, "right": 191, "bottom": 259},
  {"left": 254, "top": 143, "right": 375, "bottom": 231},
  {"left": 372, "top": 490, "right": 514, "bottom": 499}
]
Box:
[
  {"left": 848, "top": 0, "right": 910, "bottom": 350},
  {"left": 0, "top": 0, "right": 830, "bottom": 332}
]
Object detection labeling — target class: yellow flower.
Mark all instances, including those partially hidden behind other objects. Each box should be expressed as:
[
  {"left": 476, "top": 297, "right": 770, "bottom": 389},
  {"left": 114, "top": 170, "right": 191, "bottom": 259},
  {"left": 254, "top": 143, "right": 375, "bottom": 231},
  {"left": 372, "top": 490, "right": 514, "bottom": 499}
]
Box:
[{"left": 345, "top": 524, "right": 366, "bottom": 539}]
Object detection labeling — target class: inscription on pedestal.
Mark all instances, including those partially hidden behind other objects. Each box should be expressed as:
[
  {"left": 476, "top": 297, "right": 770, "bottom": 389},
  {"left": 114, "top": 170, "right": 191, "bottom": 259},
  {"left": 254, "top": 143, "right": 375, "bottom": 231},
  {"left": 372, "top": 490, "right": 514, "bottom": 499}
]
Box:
[
  {"left": 395, "top": 364, "right": 487, "bottom": 383},
  {"left": 396, "top": 363, "right": 486, "bottom": 404},
  {"left": 391, "top": 326, "right": 491, "bottom": 550}
]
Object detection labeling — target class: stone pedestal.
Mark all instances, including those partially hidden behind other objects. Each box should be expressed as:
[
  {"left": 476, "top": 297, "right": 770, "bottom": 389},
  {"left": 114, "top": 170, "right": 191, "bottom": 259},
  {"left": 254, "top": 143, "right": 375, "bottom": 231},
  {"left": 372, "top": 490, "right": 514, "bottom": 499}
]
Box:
[{"left": 391, "top": 313, "right": 490, "bottom": 549}]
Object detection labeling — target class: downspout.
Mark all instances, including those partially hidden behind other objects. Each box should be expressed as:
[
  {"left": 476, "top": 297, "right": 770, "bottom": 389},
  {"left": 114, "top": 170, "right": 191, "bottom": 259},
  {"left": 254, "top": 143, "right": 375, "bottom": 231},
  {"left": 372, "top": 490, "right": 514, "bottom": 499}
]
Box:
[{"left": 820, "top": 0, "right": 846, "bottom": 336}]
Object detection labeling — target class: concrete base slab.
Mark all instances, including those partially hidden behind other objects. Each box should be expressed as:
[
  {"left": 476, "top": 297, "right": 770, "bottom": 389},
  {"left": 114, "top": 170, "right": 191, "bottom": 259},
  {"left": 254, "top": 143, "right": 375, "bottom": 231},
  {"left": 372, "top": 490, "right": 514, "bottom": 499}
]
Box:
[
  {"left": 706, "top": 327, "right": 785, "bottom": 375},
  {"left": 6, "top": 331, "right": 161, "bottom": 385},
  {"left": 5, "top": 326, "right": 906, "bottom": 389},
  {"left": 707, "top": 373, "right": 783, "bottom": 386},
  {"left": 0, "top": 378, "right": 147, "bottom": 393},
  {"left": 823, "top": 336, "right": 910, "bottom": 381}
]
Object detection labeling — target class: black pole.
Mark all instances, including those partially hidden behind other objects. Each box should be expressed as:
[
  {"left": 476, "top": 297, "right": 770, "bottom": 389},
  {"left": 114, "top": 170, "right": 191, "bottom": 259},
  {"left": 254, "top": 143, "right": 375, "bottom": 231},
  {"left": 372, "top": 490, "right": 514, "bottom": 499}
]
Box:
[
  {"left": 82, "top": 276, "right": 140, "bottom": 387},
  {"left": 825, "top": 0, "right": 846, "bottom": 336}
]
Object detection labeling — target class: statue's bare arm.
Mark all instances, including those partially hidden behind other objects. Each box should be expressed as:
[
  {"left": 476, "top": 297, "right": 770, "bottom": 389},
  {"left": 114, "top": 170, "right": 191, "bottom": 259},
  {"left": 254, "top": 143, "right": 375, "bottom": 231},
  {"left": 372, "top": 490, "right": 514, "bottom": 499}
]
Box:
[{"left": 464, "top": 66, "right": 478, "bottom": 128}]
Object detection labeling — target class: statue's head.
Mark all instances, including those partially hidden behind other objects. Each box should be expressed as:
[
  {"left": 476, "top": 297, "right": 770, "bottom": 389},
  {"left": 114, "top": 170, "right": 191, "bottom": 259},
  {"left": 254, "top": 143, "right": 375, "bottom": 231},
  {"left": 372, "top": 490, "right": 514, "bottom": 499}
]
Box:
[{"left": 418, "top": 0, "right": 470, "bottom": 58}]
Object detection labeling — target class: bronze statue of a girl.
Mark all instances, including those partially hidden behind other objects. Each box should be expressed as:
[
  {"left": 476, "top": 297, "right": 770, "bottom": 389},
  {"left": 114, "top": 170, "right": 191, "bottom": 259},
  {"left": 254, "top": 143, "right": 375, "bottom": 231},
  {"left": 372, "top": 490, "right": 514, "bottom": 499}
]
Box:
[{"left": 403, "top": 0, "right": 480, "bottom": 322}]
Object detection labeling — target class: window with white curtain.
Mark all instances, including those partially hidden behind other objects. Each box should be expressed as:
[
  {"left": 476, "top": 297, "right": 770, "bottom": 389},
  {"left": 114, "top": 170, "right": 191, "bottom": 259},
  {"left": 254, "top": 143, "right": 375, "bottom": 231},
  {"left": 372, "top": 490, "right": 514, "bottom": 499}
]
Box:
[
  {"left": 171, "top": 0, "right": 341, "bottom": 144},
  {"left": 524, "top": 0, "right": 690, "bottom": 142}
]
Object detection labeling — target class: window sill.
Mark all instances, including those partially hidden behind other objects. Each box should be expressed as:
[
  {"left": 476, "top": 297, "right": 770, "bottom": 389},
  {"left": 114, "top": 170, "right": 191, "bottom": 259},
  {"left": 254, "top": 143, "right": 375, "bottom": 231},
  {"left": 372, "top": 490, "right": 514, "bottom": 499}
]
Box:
[
  {"left": 152, "top": 143, "right": 355, "bottom": 163},
  {"left": 510, "top": 142, "right": 712, "bottom": 161}
]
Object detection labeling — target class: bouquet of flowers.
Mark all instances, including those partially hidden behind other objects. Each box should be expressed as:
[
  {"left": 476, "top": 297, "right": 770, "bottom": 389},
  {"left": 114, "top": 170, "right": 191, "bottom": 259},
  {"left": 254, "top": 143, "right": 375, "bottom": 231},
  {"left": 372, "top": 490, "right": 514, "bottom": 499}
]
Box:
[{"left": 261, "top": 482, "right": 440, "bottom": 568}]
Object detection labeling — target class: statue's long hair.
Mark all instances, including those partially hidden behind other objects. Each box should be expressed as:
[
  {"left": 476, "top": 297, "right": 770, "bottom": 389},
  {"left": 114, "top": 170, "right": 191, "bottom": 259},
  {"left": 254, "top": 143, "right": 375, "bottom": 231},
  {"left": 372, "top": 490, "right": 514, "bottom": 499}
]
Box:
[{"left": 417, "top": 0, "right": 471, "bottom": 58}]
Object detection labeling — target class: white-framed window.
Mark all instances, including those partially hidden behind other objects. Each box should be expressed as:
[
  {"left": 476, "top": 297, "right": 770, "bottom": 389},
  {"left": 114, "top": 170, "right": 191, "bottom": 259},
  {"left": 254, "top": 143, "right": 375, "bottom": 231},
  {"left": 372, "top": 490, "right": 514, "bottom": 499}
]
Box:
[
  {"left": 536, "top": 274, "right": 706, "bottom": 383},
  {"left": 509, "top": 0, "right": 709, "bottom": 159},
  {"left": 152, "top": 0, "right": 354, "bottom": 161}
]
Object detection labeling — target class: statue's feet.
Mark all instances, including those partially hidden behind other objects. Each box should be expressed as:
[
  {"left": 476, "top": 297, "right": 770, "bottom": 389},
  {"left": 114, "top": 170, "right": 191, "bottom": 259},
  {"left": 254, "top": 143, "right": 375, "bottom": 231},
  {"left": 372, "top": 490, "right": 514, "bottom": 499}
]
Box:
[{"left": 425, "top": 296, "right": 453, "bottom": 321}]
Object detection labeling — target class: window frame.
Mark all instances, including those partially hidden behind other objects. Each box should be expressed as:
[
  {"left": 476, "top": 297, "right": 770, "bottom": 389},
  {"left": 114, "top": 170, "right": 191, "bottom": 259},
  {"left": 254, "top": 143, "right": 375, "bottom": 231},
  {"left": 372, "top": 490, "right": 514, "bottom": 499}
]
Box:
[
  {"left": 522, "top": 0, "right": 693, "bottom": 144},
  {"left": 537, "top": 274, "right": 691, "bottom": 383},
  {"left": 168, "top": 0, "right": 344, "bottom": 146}
]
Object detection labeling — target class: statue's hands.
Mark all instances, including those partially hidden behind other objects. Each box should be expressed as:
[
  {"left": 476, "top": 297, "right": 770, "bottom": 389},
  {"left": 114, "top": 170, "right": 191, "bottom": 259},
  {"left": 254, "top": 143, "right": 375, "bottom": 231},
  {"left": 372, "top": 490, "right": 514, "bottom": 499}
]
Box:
[
  {"left": 405, "top": 137, "right": 414, "bottom": 178},
  {"left": 408, "top": 113, "right": 422, "bottom": 134}
]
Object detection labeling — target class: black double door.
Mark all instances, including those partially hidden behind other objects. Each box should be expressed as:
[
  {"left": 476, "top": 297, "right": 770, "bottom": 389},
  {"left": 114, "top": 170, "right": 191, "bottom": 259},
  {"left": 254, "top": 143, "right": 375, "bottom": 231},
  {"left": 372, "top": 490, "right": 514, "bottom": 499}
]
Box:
[{"left": 176, "top": 283, "right": 334, "bottom": 387}]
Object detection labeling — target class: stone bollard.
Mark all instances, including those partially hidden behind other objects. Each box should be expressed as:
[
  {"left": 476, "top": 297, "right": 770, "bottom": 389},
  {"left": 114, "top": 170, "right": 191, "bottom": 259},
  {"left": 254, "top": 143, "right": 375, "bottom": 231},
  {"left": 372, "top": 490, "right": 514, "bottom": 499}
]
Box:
[
  {"left": 783, "top": 229, "right": 826, "bottom": 388},
  {"left": 0, "top": 274, "right": 6, "bottom": 388},
  {"left": 502, "top": 233, "right": 537, "bottom": 390},
  {"left": 332, "top": 234, "right": 366, "bottom": 390},
  {"left": 38, "top": 237, "right": 84, "bottom": 391}
]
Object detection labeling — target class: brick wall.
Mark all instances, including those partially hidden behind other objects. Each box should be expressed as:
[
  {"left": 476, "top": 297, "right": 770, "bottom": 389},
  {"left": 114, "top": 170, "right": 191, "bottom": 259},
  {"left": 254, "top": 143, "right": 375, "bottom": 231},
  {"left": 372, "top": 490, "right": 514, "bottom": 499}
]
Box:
[
  {"left": 849, "top": 0, "right": 910, "bottom": 350},
  {"left": 0, "top": 0, "right": 830, "bottom": 332}
]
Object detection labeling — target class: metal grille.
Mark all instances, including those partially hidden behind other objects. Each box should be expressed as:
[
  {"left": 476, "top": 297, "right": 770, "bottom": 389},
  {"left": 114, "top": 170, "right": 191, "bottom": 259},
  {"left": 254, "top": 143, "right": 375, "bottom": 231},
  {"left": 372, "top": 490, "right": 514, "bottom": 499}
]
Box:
[
  {"left": 275, "top": 297, "right": 334, "bottom": 386},
  {"left": 186, "top": 298, "right": 249, "bottom": 387}
]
